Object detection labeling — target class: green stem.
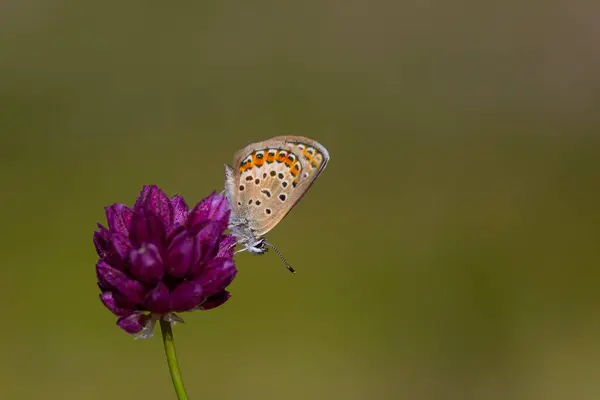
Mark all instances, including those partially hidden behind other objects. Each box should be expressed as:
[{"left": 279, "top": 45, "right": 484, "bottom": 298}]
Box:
[{"left": 160, "top": 319, "right": 190, "bottom": 400}]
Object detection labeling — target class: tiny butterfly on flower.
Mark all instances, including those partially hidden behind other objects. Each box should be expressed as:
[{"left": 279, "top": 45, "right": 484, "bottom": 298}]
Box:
[{"left": 224, "top": 136, "right": 330, "bottom": 272}]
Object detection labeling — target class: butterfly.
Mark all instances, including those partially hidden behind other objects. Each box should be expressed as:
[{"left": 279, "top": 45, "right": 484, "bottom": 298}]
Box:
[{"left": 224, "top": 136, "right": 330, "bottom": 273}]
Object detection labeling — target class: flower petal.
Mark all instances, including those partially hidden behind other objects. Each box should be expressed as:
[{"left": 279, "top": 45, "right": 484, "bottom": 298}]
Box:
[
  {"left": 105, "top": 204, "right": 133, "bottom": 235},
  {"left": 94, "top": 225, "right": 131, "bottom": 269},
  {"left": 144, "top": 282, "right": 171, "bottom": 314},
  {"left": 98, "top": 280, "right": 110, "bottom": 292},
  {"left": 187, "top": 192, "right": 230, "bottom": 231},
  {"left": 93, "top": 224, "right": 111, "bottom": 259},
  {"left": 110, "top": 232, "right": 132, "bottom": 268},
  {"left": 133, "top": 185, "right": 153, "bottom": 211},
  {"left": 196, "top": 257, "right": 237, "bottom": 297},
  {"left": 129, "top": 210, "right": 165, "bottom": 249},
  {"left": 170, "top": 280, "right": 205, "bottom": 312},
  {"left": 117, "top": 313, "right": 149, "bottom": 334},
  {"left": 217, "top": 235, "right": 237, "bottom": 258},
  {"left": 96, "top": 261, "right": 146, "bottom": 304},
  {"left": 143, "top": 185, "right": 173, "bottom": 227},
  {"left": 170, "top": 195, "right": 189, "bottom": 226},
  {"left": 99, "top": 291, "right": 133, "bottom": 316},
  {"left": 188, "top": 222, "right": 223, "bottom": 276},
  {"left": 129, "top": 243, "right": 164, "bottom": 285},
  {"left": 165, "top": 230, "right": 200, "bottom": 278},
  {"left": 198, "top": 290, "right": 231, "bottom": 311}
]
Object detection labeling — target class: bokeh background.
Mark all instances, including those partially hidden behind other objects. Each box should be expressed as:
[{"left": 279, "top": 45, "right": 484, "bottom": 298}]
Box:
[{"left": 1, "top": 2, "right": 599, "bottom": 399}]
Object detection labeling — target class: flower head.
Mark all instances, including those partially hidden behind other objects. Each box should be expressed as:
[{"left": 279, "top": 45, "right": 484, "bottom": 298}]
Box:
[{"left": 94, "top": 185, "right": 237, "bottom": 338}]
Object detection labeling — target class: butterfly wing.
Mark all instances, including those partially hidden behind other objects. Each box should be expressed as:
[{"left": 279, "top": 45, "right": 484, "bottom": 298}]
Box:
[
  {"left": 224, "top": 163, "right": 240, "bottom": 213},
  {"left": 225, "top": 136, "right": 329, "bottom": 237},
  {"left": 224, "top": 136, "right": 289, "bottom": 216}
]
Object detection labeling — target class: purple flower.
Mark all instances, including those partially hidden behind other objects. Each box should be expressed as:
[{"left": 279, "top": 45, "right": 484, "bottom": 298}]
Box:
[{"left": 94, "top": 185, "right": 237, "bottom": 338}]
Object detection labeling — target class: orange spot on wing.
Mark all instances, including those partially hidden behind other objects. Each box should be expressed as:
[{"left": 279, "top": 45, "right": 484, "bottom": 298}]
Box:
[
  {"left": 253, "top": 152, "right": 264, "bottom": 167},
  {"left": 266, "top": 151, "right": 276, "bottom": 163},
  {"left": 277, "top": 151, "right": 287, "bottom": 163},
  {"left": 290, "top": 163, "right": 300, "bottom": 177},
  {"left": 240, "top": 159, "right": 254, "bottom": 172},
  {"left": 302, "top": 148, "right": 313, "bottom": 161}
]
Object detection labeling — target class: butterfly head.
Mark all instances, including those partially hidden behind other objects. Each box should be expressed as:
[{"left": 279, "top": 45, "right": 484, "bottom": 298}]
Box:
[
  {"left": 228, "top": 216, "right": 296, "bottom": 273},
  {"left": 228, "top": 216, "right": 267, "bottom": 254}
]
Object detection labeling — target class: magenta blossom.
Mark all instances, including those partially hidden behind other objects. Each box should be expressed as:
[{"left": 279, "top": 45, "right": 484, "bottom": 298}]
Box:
[{"left": 94, "top": 185, "right": 237, "bottom": 338}]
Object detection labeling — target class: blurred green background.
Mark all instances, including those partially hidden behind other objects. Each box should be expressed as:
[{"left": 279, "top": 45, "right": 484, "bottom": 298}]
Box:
[{"left": 1, "top": 2, "right": 599, "bottom": 399}]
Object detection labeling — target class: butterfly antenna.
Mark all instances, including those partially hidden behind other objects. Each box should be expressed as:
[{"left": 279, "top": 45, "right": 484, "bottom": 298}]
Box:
[{"left": 264, "top": 242, "right": 296, "bottom": 274}]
